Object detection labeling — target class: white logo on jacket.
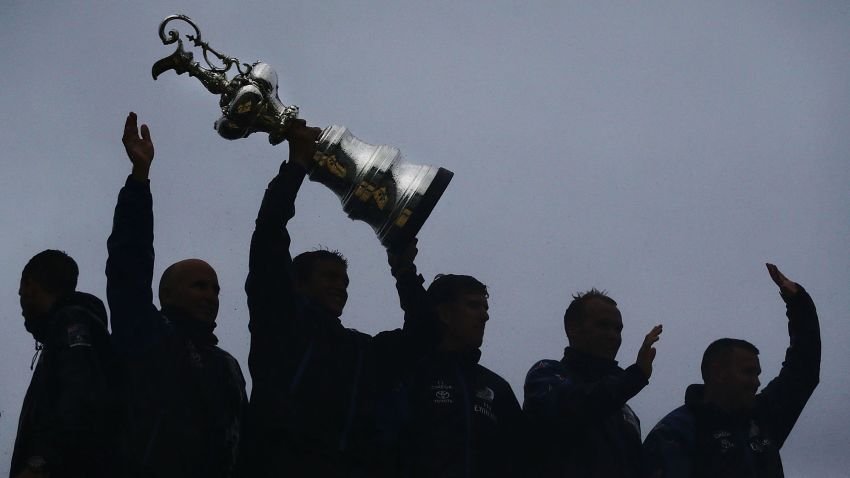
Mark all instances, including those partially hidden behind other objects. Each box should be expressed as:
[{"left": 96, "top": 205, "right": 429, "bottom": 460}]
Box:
[{"left": 432, "top": 380, "right": 454, "bottom": 404}]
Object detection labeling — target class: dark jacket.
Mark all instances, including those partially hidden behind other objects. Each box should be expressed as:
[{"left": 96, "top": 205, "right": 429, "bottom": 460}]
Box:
[
  {"left": 106, "top": 176, "right": 247, "bottom": 478},
  {"left": 643, "top": 287, "right": 821, "bottom": 478},
  {"left": 523, "top": 347, "right": 649, "bottom": 478},
  {"left": 238, "top": 161, "right": 438, "bottom": 477},
  {"left": 10, "top": 292, "right": 116, "bottom": 478},
  {"left": 398, "top": 349, "right": 527, "bottom": 478}
]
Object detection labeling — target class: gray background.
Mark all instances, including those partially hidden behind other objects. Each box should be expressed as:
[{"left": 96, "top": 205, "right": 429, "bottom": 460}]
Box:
[{"left": 2, "top": 1, "right": 848, "bottom": 475}]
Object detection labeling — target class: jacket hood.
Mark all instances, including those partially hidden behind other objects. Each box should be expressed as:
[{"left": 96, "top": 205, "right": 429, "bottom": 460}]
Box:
[
  {"left": 27, "top": 291, "right": 108, "bottom": 342},
  {"left": 51, "top": 291, "right": 109, "bottom": 328},
  {"left": 684, "top": 383, "right": 705, "bottom": 407}
]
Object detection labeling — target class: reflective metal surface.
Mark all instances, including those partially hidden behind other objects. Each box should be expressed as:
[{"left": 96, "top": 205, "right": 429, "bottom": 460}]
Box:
[
  {"left": 152, "top": 14, "right": 453, "bottom": 248},
  {"left": 313, "top": 125, "right": 452, "bottom": 248}
]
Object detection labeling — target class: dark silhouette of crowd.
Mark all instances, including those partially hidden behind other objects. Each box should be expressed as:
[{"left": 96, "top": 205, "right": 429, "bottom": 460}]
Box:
[{"left": 10, "top": 113, "right": 821, "bottom": 477}]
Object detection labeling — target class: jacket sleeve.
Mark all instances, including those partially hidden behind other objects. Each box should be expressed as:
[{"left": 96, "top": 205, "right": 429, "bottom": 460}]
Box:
[
  {"left": 523, "top": 360, "right": 648, "bottom": 430},
  {"left": 370, "top": 262, "right": 441, "bottom": 383},
  {"left": 498, "top": 384, "right": 532, "bottom": 478},
  {"left": 105, "top": 176, "right": 163, "bottom": 353},
  {"left": 755, "top": 285, "right": 821, "bottom": 448},
  {"left": 643, "top": 410, "right": 696, "bottom": 478},
  {"left": 392, "top": 261, "right": 440, "bottom": 350},
  {"left": 245, "top": 161, "right": 306, "bottom": 382},
  {"left": 27, "top": 311, "right": 111, "bottom": 470}
]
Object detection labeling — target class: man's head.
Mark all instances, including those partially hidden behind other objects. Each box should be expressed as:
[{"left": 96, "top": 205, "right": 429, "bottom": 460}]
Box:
[
  {"left": 20, "top": 250, "right": 79, "bottom": 321},
  {"left": 701, "top": 338, "right": 761, "bottom": 412},
  {"left": 158, "top": 259, "right": 220, "bottom": 323},
  {"left": 427, "top": 274, "right": 489, "bottom": 352},
  {"left": 293, "top": 249, "right": 349, "bottom": 318},
  {"left": 563, "top": 289, "right": 622, "bottom": 360}
]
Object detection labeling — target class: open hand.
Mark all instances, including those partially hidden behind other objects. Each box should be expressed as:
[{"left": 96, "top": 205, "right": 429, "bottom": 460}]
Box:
[
  {"left": 766, "top": 263, "right": 799, "bottom": 297},
  {"left": 122, "top": 112, "right": 154, "bottom": 180},
  {"left": 636, "top": 324, "right": 663, "bottom": 379}
]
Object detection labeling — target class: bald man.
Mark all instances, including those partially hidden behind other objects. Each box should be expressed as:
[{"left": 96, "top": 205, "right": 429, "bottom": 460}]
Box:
[{"left": 105, "top": 112, "right": 247, "bottom": 478}]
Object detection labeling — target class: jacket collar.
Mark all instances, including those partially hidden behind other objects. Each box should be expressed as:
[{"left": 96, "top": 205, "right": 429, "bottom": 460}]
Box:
[
  {"left": 684, "top": 384, "right": 751, "bottom": 425},
  {"left": 561, "top": 346, "right": 622, "bottom": 379},
  {"left": 161, "top": 306, "right": 219, "bottom": 346},
  {"left": 433, "top": 347, "right": 482, "bottom": 366}
]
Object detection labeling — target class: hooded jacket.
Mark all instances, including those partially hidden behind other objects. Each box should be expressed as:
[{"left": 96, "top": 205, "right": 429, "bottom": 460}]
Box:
[
  {"left": 10, "top": 291, "right": 116, "bottom": 478},
  {"left": 237, "top": 161, "right": 439, "bottom": 477},
  {"left": 396, "top": 348, "right": 527, "bottom": 478},
  {"left": 523, "top": 347, "right": 649, "bottom": 478},
  {"left": 107, "top": 176, "right": 247, "bottom": 478},
  {"left": 643, "top": 287, "right": 821, "bottom": 478}
]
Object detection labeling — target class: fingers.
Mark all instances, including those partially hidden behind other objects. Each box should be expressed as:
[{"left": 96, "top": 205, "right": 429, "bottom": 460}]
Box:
[
  {"left": 644, "top": 324, "right": 663, "bottom": 344},
  {"left": 123, "top": 112, "right": 150, "bottom": 146},
  {"left": 388, "top": 237, "right": 418, "bottom": 259},
  {"left": 406, "top": 237, "right": 419, "bottom": 257},
  {"left": 766, "top": 262, "right": 798, "bottom": 296},
  {"left": 766, "top": 263, "right": 789, "bottom": 286},
  {"left": 766, "top": 263, "right": 782, "bottom": 285},
  {"left": 123, "top": 112, "right": 138, "bottom": 143},
  {"left": 140, "top": 124, "right": 151, "bottom": 143},
  {"left": 639, "top": 325, "right": 662, "bottom": 357}
]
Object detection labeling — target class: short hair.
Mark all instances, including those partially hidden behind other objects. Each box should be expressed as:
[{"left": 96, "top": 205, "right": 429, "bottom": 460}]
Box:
[
  {"left": 563, "top": 288, "right": 617, "bottom": 333},
  {"left": 22, "top": 249, "right": 78, "bottom": 296},
  {"left": 701, "top": 338, "right": 760, "bottom": 381},
  {"left": 427, "top": 274, "right": 488, "bottom": 306},
  {"left": 292, "top": 249, "right": 348, "bottom": 283}
]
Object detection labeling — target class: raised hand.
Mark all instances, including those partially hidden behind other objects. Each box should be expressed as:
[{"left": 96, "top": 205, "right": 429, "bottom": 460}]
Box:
[
  {"left": 286, "top": 119, "right": 322, "bottom": 171},
  {"left": 766, "top": 263, "right": 799, "bottom": 297},
  {"left": 636, "top": 324, "right": 663, "bottom": 379},
  {"left": 387, "top": 237, "right": 419, "bottom": 273},
  {"left": 122, "top": 112, "right": 154, "bottom": 181}
]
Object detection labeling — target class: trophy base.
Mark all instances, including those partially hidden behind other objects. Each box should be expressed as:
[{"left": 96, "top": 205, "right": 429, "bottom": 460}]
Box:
[
  {"left": 312, "top": 125, "right": 454, "bottom": 250},
  {"left": 383, "top": 167, "right": 453, "bottom": 251}
]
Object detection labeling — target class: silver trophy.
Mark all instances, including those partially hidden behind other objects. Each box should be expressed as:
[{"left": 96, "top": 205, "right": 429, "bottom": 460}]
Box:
[{"left": 152, "top": 14, "right": 452, "bottom": 249}]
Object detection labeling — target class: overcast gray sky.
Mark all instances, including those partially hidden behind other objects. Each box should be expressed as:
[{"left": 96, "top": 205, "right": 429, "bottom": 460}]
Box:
[{"left": 2, "top": 1, "right": 849, "bottom": 475}]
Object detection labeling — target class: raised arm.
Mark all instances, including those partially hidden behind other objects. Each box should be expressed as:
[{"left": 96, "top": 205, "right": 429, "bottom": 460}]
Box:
[
  {"left": 371, "top": 239, "right": 441, "bottom": 369},
  {"left": 387, "top": 239, "right": 439, "bottom": 337},
  {"left": 245, "top": 120, "right": 321, "bottom": 379},
  {"left": 105, "top": 112, "right": 161, "bottom": 352},
  {"left": 756, "top": 263, "right": 821, "bottom": 447}
]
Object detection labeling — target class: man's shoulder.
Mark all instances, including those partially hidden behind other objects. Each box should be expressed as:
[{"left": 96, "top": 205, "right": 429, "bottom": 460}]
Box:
[
  {"left": 475, "top": 363, "right": 511, "bottom": 386},
  {"left": 526, "top": 359, "right": 572, "bottom": 381},
  {"left": 203, "top": 342, "right": 241, "bottom": 365},
  {"left": 473, "top": 363, "right": 520, "bottom": 402},
  {"left": 528, "top": 359, "right": 564, "bottom": 371},
  {"left": 344, "top": 326, "right": 376, "bottom": 341},
  {"left": 649, "top": 404, "right": 695, "bottom": 439}
]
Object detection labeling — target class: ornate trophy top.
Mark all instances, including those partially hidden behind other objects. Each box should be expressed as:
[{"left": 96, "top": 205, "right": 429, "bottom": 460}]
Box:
[
  {"left": 152, "top": 14, "right": 299, "bottom": 144},
  {"left": 151, "top": 14, "right": 454, "bottom": 248}
]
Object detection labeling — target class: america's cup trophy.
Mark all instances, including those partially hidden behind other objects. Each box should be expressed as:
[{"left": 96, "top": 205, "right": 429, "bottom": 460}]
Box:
[{"left": 151, "top": 14, "right": 452, "bottom": 249}]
